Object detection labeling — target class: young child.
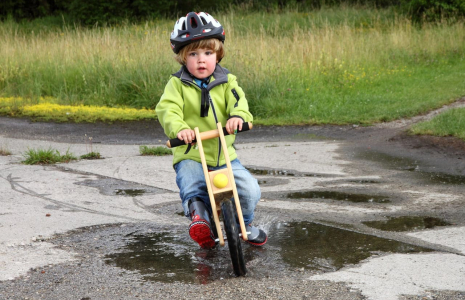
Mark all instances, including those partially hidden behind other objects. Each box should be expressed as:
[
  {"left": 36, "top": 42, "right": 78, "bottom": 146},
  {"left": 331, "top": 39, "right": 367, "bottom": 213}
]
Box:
[{"left": 156, "top": 12, "right": 267, "bottom": 249}]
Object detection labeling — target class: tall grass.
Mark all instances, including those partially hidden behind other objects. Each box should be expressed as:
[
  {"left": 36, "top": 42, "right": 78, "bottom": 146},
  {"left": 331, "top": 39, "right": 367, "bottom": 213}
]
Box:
[
  {"left": 225, "top": 12, "right": 465, "bottom": 124},
  {"left": 1, "top": 7, "right": 464, "bottom": 125},
  {"left": 0, "top": 18, "right": 175, "bottom": 108}
]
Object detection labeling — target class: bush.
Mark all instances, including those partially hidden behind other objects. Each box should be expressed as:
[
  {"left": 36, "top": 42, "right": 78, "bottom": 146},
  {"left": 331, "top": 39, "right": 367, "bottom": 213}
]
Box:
[
  {"left": 242, "top": 0, "right": 403, "bottom": 10},
  {"left": 1, "top": 0, "right": 463, "bottom": 27},
  {"left": 1, "top": 0, "right": 402, "bottom": 24},
  {"left": 402, "top": 0, "right": 465, "bottom": 22},
  {"left": 0, "top": 0, "right": 67, "bottom": 20},
  {"left": 0, "top": 0, "right": 231, "bottom": 25}
]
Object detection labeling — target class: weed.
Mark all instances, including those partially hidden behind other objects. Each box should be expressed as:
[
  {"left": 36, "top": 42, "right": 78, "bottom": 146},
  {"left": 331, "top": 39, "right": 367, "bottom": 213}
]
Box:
[
  {"left": 78, "top": 134, "right": 102, "bottom": 159},
  {"left": 80, "top": 152, "right": 102, "bottom": 159},
  {"left": 85, "top": 134, "right": 94, "bottom": 153},
  {"left": 0, "top": 145, "right": 12, "bottom": 156},
  {"left": 139, "top": 145, "right": 172, "bottom": 156},
  {"left": 22, "top": 148, "right": 77, "bottom": 165}
]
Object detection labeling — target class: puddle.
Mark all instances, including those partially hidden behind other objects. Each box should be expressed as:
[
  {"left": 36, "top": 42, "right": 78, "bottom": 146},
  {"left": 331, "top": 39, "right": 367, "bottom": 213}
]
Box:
[
  {"left": 247, "top": 167, "right": 334, "bottom": 178},
  {"left": 285, "top": 190, "right": 390, "bottom": 203},
  {"left": 347, "top": 179, "right": 381, "bottom": 184},
  {"left": 115, "top": 189, "right": 146, "bottom": 196},
  {"left": 363, "top": 216, "right": 452, "bottom": 232},
  {"left": 248, "top": 167, "right": 297, "bottom": 176},
  {"left": 105, "top": 221, "right": 431, "bottom": 284},
  {"left": 357, "top": 151, "right": 465, "bottom": 185},
  {"left": 273, "top": 222, "right": 432, "bottom": 271},
  {"left": 104, "top": 230, "right": 255, "bottom": 284},
  {"left": 257, "top": 177, "right": 290, "bottom": 187},
  {"left": 105, "top": 232, "right": 203, "bottom": 284}
]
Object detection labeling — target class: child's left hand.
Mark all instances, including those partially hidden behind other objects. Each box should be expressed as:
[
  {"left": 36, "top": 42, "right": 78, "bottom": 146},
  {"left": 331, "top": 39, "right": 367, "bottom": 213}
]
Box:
[{"left": 226, "top": 117, "right": 243, "bottom": 135}]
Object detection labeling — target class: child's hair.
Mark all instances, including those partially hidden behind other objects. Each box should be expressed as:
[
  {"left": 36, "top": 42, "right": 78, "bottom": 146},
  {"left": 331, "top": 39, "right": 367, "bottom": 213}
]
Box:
[{"left": 175, "top": 38, "right": 224, "bottom": 65}]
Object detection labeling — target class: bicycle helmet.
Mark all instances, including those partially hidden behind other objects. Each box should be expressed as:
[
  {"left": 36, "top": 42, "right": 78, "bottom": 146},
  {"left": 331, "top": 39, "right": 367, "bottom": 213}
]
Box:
[{"left": 170, "top": 12, "right": 225, "bottom": 54}]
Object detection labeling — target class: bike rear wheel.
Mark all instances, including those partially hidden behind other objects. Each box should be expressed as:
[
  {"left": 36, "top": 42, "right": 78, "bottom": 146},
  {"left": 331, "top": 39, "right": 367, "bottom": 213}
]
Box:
[{"left": 221, "top": 200, "right": 247, "bottom": 276}]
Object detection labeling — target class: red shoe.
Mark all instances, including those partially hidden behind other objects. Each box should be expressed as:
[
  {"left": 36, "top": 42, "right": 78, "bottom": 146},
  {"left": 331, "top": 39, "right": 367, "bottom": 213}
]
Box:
[{"left": 189, "top": 219, "right": 216, "bottom": 249}]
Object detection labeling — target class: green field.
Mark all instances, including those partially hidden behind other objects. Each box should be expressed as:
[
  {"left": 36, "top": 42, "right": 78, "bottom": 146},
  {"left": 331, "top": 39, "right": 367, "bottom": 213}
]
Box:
[{"left": 1, "top": 7, "right": 464, "bottom": 138}]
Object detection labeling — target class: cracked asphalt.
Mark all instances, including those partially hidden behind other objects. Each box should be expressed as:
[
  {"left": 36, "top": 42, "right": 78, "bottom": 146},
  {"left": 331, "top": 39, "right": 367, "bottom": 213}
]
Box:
[{"left": 0, "top": 115, "right": 465, "bottom": 300}]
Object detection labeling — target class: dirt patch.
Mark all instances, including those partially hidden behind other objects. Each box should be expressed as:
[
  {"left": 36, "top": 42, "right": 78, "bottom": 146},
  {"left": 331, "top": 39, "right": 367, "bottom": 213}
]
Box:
[{"left": 391, "top": 133, "right": 465, "bottom": 156}]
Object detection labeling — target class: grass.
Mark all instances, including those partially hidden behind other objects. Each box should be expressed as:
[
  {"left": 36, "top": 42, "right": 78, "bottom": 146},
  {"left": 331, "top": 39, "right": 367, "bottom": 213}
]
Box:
[
  {"left": 22, "top": 148, "right": 77, "bottom": 164},
  {"left": 139, "top": 145, "right": 172, "bottom": 156},
  {"left": 409, "top": 107, "right": 465, "bottom": 141},
  {"left": 0, "top": 7, "right": 464, "bottom": 138}
]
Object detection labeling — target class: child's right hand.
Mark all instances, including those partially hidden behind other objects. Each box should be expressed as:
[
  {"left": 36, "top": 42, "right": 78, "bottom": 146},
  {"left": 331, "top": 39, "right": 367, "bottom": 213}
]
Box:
[{"left": 177, "top": 129, "right": 196, "bottom": 144}]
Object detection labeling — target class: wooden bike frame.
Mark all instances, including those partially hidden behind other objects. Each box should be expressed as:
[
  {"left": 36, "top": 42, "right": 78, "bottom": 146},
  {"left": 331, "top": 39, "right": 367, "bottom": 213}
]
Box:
[{"left": 194, "top": 122, "right": 248, "bottom": 246}]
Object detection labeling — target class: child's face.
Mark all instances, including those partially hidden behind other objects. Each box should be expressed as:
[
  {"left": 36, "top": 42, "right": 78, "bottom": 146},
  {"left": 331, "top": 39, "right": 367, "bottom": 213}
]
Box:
[{"left": 185, "top": 48, "right": 218, "bottom": 79}]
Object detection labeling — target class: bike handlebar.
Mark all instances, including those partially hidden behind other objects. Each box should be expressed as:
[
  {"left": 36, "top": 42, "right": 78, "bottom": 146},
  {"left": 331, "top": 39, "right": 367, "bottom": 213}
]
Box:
[{"left": 166, "top": 122, "right": 253, "bottom": 148}]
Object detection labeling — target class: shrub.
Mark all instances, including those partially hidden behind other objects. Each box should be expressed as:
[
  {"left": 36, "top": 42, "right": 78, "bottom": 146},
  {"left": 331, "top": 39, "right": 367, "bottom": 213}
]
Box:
[
  {"left": 2, "top": 0, "right": 463, "bottom": 25},
  {"left": 403, "top": 0, "right": 465, "bottom": 22}
]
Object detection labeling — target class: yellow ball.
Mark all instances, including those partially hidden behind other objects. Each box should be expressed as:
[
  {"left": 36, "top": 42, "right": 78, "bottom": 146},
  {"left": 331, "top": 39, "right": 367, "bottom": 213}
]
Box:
[{"left": 213, "top": 173, "right": 229, "bottom": 189}]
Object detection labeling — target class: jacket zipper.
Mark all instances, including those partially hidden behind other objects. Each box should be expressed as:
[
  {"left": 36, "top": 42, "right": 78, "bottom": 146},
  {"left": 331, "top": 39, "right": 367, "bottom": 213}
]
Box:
[
  {"left": 208, "top": 94, "right": 221, "bottom": 167},
  {"left": 183, "top": 80, "right": 222, "bottom": 167}
]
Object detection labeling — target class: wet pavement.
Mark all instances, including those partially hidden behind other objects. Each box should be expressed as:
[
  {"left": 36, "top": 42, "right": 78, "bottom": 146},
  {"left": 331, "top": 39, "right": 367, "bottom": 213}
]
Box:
[{"left": 1, "top": 116, "right": 465, "bottom": 299}]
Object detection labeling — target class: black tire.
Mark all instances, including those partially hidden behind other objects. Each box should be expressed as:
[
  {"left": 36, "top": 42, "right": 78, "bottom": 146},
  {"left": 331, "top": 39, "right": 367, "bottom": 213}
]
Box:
[{"left": 221, "top": 200, "right": 247, "bottom": 276}]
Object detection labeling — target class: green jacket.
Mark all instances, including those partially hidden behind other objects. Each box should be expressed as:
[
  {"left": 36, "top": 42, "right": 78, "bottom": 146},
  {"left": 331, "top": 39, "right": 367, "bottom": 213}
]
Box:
[{"left": 156, "top": 64, "right": 253, "bottom": 166}]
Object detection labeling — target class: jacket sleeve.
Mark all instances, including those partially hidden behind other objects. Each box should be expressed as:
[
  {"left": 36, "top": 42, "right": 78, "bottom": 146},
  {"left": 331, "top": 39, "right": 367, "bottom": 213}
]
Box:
[
  {"left": 225, "top": 74, "right": 253, "bottom": 123},
  {"left": 155, "top": 77, "right": 191, "bottom": 139}
]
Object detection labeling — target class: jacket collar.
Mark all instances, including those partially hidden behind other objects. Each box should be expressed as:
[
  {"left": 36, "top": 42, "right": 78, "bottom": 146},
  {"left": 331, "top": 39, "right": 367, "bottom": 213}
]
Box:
[{"left": 172, "top": 64, "right": 229, "bottom": 91}]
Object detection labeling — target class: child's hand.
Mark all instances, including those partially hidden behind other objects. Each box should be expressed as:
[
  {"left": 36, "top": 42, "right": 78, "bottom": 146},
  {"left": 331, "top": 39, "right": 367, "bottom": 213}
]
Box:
[
  {"left": 226, "top": 117, "right": 243, "bottom": 135},
  {"left": 177, "top": 129, "right": 196, "bottom": 144}
]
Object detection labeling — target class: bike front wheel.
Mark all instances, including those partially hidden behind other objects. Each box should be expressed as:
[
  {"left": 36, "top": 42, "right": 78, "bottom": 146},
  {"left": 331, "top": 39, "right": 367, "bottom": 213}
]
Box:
[{"left": 221, "top": 200, "right": 247, "bottom": 276}]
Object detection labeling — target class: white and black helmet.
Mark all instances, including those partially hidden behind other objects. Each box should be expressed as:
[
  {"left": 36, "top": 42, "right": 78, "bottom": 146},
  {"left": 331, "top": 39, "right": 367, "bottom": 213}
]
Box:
[{"left": 170, "top": 12, "right": 225, "bottom": 54}]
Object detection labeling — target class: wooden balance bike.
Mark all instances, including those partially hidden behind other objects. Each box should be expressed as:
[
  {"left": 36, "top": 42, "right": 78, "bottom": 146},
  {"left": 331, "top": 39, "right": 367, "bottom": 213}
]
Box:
[{"left": 167, "top": 122, "right": 252, "bottom": 276}]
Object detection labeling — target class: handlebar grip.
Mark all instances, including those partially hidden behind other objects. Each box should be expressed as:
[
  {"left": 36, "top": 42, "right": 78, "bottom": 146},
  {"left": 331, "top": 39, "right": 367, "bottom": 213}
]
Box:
[
  {"left": 239, "top": 121, "right": 252, "bottom": 133},
  {"left": 166, "top": 137, "right": 187, "bottom": 148},
  {"left": 166, "top": 122, "right": 253, "bottom": 148}
]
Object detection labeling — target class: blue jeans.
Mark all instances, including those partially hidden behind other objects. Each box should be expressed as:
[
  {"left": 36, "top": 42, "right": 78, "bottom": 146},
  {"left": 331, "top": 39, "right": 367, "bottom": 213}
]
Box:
[{"left": 174, "top": 159, "right": 261, "bottom": 226}]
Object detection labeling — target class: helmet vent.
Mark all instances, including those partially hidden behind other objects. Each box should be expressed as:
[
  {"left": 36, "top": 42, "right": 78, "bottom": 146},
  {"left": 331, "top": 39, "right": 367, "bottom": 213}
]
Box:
[{"left": 190, "top": 17, "right": 198, "bottom": 29}]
